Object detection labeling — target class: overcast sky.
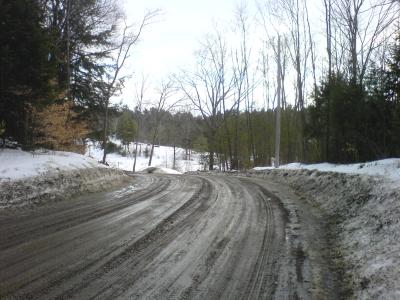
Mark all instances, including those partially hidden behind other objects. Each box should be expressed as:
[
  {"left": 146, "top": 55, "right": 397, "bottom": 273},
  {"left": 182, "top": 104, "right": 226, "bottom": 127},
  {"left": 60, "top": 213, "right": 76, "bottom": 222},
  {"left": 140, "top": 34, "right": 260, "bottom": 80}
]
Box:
[
  {"left": 117, "top": 0, "right": 251, "bottom": 107},
  {"left": 117, "top": 0, "right": 325, "bottom": 109}
]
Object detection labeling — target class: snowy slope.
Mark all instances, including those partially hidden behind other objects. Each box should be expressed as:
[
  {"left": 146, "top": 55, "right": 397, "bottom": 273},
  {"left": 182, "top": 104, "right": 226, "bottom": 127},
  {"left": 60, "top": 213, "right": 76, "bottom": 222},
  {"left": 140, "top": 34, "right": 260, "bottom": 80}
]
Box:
[
  {"left": 253, "top": 159, "right": 400, "bottom": 187},
  {"left": 87, "top": 142, "right": 203, "bottom": 174},
  {"left": 0, "top": 149, "right": 106, "bottom": 181},
  {"left": 248, "top": 167, "right": 400, "bottom": 299}
]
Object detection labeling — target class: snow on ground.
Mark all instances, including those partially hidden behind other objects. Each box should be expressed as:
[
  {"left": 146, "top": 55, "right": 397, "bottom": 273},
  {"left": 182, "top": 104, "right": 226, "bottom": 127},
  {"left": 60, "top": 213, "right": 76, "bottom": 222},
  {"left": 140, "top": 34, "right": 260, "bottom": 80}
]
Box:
[
  {"left": 140, "top": 166, "right": 183, "bottom": 175},
  {"left": 0, "top": 140, "right": 202, "bottom": 182},
  {"left": 249, "top": 165, "right": 400, "bottom": 298},
  {"left": 87, "top": 142, "right": 203, "bottom": 174},
  {"left": 253, "top": 158, "right": 400, "bottom": 187},
  {"left": 0, "top": 149, "right": 106, "bottom": 181}
]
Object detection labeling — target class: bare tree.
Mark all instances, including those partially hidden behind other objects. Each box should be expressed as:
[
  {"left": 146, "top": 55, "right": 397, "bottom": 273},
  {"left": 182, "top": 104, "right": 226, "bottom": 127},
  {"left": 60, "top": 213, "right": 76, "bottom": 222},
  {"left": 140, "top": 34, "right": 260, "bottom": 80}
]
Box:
[
  {"left": 275, "top": 35, "right": 282, "bottom": 168},
  {"left": 101, "top": 10, "right": 159, "bottom": 164},
  {"left": 178, "top": 31, "right": 234, "bottom": 170},
  {"left": 322, "top": 0, "right": 334, "bottom": 160},
  {"left": 257, "top": 0, "right": 311, "bottom": 161},
  {"left": 332, "top": 0, "right": 399, "bottom": 84},
  {"left": 235, "top": 3, "right": 257, "bottom": 167},
  {"left": 323, "top": 0, "right": 334, "bottom": 79},
  {"left": 304, "top": 0, "right": 317, "bottom": 95},
  {"left": 132, "top": 74, "right": 148, "bottom": 172},
  {"left": 148, "top": 79, "right": 181, "bottom": 167},
  {"left": 281, "top": 0, "right": 312, "bottom": 159}
]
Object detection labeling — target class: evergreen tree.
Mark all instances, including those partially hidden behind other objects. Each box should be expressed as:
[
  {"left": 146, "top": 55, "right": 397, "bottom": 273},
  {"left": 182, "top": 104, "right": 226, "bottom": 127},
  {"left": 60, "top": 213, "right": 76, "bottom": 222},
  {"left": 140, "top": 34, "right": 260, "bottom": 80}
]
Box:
[
  {"left": 0, "top": 0, "right": 56, "bottom": 147},
  {"left": 116, "top": 110, "right": 137, "bottom": 149},
  {"left": 43, "top": 0, "right": 120, "bottom": 110},
  {"left": 385, "top": 31, "right": 400, "bottom": 156},
  {"left": 309, "top": 74, "right": 364, "bottom": 163}
]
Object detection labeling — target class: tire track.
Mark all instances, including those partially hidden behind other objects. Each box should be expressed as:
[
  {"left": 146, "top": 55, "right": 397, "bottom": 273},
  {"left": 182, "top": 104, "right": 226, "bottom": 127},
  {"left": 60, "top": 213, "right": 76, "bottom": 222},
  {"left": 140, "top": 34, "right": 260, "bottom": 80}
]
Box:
[
  {"left": 242, "top": 181, "right": 287, "bottom": 299},
  {"left": 0, "top": 175, "right": 165, "bottom": 251},
  {"left": 52, "top": 177, "right": 213, "bottom": 300},
  {"left": 0, "top": 176, "right": 173, "bottom": 275},
  {"left": 0, "top": 173, "right": 321, "bottom": 300},
  {"left": 0, "top": 175, "right": 196, "bottom": 299}
]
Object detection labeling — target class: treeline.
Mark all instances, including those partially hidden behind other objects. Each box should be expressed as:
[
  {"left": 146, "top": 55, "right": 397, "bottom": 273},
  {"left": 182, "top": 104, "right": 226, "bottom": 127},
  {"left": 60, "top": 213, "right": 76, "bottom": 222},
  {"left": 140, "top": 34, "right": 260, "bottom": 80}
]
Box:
[
  {"left": 130, "top": 31, "right": 400, "bottom": 169},
  {"left": 1, "top": 0, "right": 399, "bottom": 171},
  {"left": 309, "top": 55, "right": 400, "bottom": 163},
  {"left": 211, "top": 34, "right": 400, "bottom": 168},
  {"left": 175, "top": 0, "right": 400, "bottom": 169},
  {"left": 107, "top": 107, "right": 202, "bottom": 151},
  {"left": 107, "top": 106, "right": 291, "bottom": 169}
]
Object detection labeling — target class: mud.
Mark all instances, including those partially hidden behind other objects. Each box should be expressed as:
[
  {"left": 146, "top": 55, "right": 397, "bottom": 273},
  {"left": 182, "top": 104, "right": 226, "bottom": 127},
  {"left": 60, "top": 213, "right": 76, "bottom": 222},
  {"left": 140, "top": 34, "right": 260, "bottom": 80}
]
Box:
[{"left": 0, "top": 174, "right": 341, "bottom": 299}]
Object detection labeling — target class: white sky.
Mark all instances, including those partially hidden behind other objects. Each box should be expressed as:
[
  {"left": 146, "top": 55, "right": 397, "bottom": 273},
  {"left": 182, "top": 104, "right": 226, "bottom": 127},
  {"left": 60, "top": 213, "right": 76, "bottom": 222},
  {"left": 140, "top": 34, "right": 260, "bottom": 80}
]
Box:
[
  {"left": 117, "top": 0, "right": 249, "bottom": 107},
  {"left": 116, "top": 0, "right": 326, "bottom": 109}
]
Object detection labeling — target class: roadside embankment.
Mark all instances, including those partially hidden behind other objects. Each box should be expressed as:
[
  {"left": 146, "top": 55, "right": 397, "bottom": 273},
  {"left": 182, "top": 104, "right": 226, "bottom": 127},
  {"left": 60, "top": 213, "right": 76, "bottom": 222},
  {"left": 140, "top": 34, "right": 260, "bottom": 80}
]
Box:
[
  {"left": 0, "top": 167, "right": 130, "bottom": 209},
  {"left": 244, "top": 168, "right": 400, "bottom": 299}
]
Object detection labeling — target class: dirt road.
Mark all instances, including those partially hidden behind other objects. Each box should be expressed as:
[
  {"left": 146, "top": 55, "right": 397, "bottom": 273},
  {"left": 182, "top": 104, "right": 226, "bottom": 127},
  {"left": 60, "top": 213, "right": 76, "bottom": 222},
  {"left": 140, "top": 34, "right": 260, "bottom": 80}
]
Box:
[{"left": 0, "top": 174, "right": 340, "bottom": 299}]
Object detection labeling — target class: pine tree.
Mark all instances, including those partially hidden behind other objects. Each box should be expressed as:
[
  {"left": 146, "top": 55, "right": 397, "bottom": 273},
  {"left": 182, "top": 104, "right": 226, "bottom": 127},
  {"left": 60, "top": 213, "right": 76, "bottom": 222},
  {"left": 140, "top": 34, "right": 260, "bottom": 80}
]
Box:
[
  {"left": 0, "top": 0, "right": 56, "bottom": 147},
  {"left": 309, "top": 74, "right": 364, "bottom": 163},
  {"left": 385, "top": 31, "right": 400, "bottom": 156},
  {"left": 116, "top": 110, "right": 137, "bottom": 149}
]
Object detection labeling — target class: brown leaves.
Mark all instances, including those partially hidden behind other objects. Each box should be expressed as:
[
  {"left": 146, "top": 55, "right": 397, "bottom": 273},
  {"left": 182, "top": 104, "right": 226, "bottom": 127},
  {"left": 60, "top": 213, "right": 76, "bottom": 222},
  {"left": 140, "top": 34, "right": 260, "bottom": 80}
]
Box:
[{"left": 33, "top": 101, "right": 89, "bottom": 154}]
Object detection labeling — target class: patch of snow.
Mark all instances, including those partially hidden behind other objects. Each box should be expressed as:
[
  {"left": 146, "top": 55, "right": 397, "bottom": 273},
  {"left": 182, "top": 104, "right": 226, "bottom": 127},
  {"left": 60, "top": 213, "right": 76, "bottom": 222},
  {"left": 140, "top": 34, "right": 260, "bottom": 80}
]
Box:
[
  {"left": 140, "top": 167, "right": 182, "bottom": 175},
  {"left": 0, "top": 149, "right": 106, "bottom": 181},
  {"left": 253, "top": 166, "right": 275, "bottom": 171},
  {"left": 156, "top": 167, "right": 182, "bottom": 175}
]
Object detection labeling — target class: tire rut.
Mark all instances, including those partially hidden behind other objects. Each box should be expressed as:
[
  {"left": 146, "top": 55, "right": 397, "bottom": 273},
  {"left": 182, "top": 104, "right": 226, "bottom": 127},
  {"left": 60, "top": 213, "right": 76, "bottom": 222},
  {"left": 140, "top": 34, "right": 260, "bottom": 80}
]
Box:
[
  {"left": 0, "top": 173, "right": 332, "bottom": 299},
  {"left": 34, "top": 177, "right": 213, "bottom": 299},
  {"left": 0, "top": 175, "right": 168, "bottom": 251}
]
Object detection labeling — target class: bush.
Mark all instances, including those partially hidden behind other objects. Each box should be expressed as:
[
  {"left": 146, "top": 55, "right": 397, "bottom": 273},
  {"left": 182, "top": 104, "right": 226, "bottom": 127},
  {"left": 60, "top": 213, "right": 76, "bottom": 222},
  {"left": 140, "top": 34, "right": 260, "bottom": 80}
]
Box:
[
  {"left": 106, "top": 141, "right": 121, "bottom": 153},
  {"left": 119, "top": 148, "right": 128, "bottom": 157},
  {"left": 144, "top": 147, "right": 149, "bottom": 158}
]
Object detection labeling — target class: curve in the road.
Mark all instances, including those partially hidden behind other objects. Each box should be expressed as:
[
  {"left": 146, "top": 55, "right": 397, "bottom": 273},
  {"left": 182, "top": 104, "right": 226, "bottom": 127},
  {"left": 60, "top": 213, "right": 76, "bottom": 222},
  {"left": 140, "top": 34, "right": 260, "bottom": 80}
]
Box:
[{"left": 0, "top": 173, "right": 335, "bottom": 299}]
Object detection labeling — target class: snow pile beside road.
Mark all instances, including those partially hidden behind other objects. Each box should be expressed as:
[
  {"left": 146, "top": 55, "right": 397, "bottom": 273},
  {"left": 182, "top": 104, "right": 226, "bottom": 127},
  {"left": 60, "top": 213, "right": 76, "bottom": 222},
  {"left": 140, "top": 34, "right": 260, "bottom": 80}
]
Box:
[
  {"left": 254, "top": 158, "right": 400, "bottom": 187},
  {"left": 0, "top": 149, "right": 106, "bottom": 180},
  {"left": 0, "top": 149, "right": 129, "bottom": 209},
  {"left": 248, "top": 167, "right": 400, "bottom": 299}
]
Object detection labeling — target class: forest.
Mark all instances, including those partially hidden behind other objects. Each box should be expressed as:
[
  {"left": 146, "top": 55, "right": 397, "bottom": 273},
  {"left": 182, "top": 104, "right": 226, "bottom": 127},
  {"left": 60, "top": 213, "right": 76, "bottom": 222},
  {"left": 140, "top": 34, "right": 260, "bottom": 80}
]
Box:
[{"left": 0, "top": 0, "right": 399, "bottom": 170}]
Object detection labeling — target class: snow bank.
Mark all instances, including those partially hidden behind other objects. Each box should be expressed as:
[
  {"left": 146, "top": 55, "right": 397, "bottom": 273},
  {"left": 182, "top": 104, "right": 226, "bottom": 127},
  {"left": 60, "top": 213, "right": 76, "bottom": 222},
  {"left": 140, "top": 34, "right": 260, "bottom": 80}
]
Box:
[
  {"left": 253, "top": 158, "right": 400, "bottom": 188},
  {"left": 0, "top": 149, "right": 106, "bottom": 181},
  {"left": 0, "top": 149, "right": 129, "bottom": 209},
  {"left": 246, "top": 168, "right": 400, "bottom": 299}
]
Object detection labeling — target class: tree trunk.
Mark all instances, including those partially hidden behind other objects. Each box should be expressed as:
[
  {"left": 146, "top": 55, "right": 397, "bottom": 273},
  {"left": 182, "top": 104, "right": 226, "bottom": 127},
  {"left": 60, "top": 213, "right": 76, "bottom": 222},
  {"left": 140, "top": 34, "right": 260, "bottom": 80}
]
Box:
[
  {"left": 275, "top": 36, "right": 282, "bottom": 168},
  {"left": 233, "top": 101, "right": 240, "bottom": 169},
  {"left": 133, "top": 141, "right": 139, "bottom": 172},
  {"left": 148, "top": 144, "right": 155, "bottom": 166},
  {"left": 148, "top": 128, "right": 157, "bottom": 166},
  {"left": 173, "top": 143, "right": 176, "bottom": 170},
  {"left": 102, "top": 101, "right": 109, "bottom": 164},
  {"left": 209, "top": 150, "right": 214, "bottom": 171},
  {"left": 222, "top": 99, "right": 233, "bottom": 169}
]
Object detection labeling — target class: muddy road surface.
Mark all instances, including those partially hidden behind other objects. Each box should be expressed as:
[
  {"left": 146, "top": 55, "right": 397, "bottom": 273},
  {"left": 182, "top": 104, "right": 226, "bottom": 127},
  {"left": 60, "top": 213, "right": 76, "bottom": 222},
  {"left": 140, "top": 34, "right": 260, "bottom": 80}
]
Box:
[{"left": 0, "top": 174, "right": 339, "bottom": 299}]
